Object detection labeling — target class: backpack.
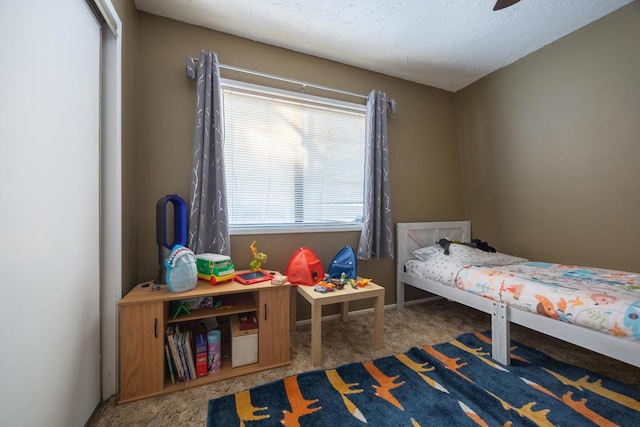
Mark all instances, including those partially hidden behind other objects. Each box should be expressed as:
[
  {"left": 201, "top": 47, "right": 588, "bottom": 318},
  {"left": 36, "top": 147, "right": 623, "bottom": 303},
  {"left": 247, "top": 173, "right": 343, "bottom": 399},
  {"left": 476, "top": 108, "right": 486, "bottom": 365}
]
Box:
[
  {"left": 327, "top": 245, "right": 357, "bottom": 280},
  {"left": 165, "top": 245, "right": 198, "bottom": 292},
  {"left": 285, "top": 247, "right": 325, "bottom": 286}
]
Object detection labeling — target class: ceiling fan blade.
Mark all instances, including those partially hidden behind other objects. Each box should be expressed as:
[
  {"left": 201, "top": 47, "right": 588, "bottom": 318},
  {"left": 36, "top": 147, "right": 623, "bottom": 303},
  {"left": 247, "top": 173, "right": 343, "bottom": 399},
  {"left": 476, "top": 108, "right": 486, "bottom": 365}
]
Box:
[{"left": 493, "top": 0, "right": 521, "bottom": 11}]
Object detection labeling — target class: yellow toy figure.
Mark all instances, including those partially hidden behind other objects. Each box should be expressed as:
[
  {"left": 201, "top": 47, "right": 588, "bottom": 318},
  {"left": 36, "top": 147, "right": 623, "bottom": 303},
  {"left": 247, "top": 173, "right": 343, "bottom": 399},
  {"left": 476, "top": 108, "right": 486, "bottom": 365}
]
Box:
[{"left": 249, "top": 241, "right": 268, "bottom": 271}]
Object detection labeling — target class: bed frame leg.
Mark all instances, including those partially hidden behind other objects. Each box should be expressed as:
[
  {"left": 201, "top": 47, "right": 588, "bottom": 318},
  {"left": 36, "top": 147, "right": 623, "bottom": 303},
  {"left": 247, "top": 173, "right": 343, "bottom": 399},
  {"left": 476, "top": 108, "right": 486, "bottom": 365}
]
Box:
[
  {"left": 397, "top": 280, "right": 405, "bottom": 310},
  {"left": 491, "top": 302, "right": 510, "bottom": 365}
]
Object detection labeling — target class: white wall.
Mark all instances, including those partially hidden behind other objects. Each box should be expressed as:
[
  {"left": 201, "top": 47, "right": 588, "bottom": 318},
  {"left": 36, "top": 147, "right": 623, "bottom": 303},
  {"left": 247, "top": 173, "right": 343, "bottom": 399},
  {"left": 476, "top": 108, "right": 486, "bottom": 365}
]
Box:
[{"left": 0, "top": 1, "right": 102, "bottom": 425}]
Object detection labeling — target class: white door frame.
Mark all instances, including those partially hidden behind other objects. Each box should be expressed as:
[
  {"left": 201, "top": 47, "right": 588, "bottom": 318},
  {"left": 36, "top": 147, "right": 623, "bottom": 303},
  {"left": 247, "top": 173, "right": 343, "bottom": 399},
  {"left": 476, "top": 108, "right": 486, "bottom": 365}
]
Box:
[{"left": 94, "top": 0, "right": 122, "bottom": 400}]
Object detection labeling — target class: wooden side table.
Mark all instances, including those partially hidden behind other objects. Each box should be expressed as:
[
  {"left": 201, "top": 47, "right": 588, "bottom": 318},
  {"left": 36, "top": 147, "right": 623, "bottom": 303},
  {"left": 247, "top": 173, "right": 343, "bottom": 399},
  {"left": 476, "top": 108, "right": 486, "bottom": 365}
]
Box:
[{"left": 296, "top": 281, "right": 385, "bottom": 366}]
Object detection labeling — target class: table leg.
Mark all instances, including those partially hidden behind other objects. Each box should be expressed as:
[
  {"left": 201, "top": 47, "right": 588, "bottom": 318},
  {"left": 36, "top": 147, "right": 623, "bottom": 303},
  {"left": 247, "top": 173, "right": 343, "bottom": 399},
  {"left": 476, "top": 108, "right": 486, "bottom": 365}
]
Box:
[
  {"left": 311, "top": 303, "right": 322, "bottom": 366},
  {"left": 341, "top": 301, "right": 349, "bottom": 321},
  {"left": 373, "top": 293, "right": 384, "bottom": 350},
  {"left": 290, "top": 286, "right": 297, "bottom": 334}
]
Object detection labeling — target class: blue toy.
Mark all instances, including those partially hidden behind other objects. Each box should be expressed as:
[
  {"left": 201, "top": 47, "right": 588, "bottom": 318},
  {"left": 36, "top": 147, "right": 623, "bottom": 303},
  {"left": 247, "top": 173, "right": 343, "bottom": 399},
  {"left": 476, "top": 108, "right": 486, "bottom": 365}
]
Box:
[{"left": 327, "top": 245, "right": 357, "bottom": 280}]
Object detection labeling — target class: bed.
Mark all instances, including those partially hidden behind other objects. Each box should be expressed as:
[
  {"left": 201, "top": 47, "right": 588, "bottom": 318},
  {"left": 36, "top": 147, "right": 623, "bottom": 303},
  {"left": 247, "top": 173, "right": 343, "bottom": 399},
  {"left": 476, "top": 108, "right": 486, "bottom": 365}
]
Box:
[{"left": 396, "top": 221, "right": 640, "bottom": 368}]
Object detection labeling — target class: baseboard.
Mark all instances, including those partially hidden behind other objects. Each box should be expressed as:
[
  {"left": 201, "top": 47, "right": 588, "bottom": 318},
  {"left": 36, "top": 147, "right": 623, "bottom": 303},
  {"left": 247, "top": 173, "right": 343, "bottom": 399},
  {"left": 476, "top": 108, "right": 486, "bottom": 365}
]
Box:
[{"left": 294, "top": 295, "right": 440, "bottom": 326}]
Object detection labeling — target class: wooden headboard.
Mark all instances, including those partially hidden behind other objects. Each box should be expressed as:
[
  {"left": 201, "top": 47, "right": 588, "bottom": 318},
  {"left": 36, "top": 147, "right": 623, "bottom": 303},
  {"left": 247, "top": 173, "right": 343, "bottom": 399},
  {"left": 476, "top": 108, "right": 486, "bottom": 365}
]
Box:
[{"left": 396, "top": 221, "right": 471, "bottom": 269}]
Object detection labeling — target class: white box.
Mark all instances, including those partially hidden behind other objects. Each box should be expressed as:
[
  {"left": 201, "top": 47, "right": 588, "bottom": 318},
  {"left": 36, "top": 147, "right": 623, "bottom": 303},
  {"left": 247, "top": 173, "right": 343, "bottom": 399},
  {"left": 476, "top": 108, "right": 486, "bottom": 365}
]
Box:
[{"left": 230, "top": 315, "right": 258, "bottom": 368}]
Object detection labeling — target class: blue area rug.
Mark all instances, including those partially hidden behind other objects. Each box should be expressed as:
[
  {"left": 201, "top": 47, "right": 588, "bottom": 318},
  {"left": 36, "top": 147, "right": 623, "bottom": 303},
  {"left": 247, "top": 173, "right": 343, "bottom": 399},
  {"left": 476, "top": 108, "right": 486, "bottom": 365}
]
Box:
[{"left": 207, "top": 332, "right": 640, "bottom": 426}]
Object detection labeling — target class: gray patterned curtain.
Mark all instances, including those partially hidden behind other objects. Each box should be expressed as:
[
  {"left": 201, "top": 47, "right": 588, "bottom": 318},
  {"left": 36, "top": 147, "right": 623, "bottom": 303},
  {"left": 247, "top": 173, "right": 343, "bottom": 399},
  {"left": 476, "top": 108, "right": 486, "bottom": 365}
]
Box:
[
  {"left": 185, "top": 51, "right": 230, "bottom": 255},
  {"left": 357, "top": 90, "right": 394, "bottom": 260}
]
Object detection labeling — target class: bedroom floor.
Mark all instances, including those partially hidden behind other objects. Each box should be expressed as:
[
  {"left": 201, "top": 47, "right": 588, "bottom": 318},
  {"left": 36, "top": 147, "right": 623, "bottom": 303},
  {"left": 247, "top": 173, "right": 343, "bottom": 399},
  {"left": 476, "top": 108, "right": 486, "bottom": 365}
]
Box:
[{"left": 91, "top": 299, "right": 640, "bottom": 426}]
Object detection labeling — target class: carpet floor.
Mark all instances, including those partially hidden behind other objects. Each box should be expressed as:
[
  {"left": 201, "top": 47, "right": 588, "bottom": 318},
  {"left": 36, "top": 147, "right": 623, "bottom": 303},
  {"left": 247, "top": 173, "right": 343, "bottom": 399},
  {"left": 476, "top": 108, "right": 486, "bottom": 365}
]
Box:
[{"left": 91, "top": 299, "right": 640, "bottom": 426}]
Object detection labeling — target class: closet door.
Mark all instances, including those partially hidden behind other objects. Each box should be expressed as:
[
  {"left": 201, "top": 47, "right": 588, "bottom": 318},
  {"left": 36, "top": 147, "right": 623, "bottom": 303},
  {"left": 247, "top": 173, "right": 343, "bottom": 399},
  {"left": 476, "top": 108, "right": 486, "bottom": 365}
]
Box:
[{"left": 0, "top": 1, "right": 102, "bottom": 426}]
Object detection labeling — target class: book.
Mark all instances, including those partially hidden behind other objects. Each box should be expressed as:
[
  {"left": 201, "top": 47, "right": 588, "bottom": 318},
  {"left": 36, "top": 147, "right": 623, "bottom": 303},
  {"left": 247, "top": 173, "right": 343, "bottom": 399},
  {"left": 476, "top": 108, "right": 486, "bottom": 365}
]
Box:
[
  {"left": 238, "top": 312, "right": 258, "bottom": 331},
  {"left": 165, "top": 344, "right": 176, "bottom": 383},
  {"left": 184, "top": 330, "right": 197, "bottom": 381},
  {"left": 165, "top": 325, "right": 184, "bottom": 381},
  {"left": 195, "top": 333, "right": 208, "bottom": 377},
  {"left": 175, "top": 325, "right": 190, "bottom": 381}
]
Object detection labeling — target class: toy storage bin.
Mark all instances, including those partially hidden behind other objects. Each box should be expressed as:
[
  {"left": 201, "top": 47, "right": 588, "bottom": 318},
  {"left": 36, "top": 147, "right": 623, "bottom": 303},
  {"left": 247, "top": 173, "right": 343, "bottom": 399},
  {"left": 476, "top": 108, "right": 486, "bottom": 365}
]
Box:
[{"left": 230, "top": 314, "right": 258, "bottom": 367}]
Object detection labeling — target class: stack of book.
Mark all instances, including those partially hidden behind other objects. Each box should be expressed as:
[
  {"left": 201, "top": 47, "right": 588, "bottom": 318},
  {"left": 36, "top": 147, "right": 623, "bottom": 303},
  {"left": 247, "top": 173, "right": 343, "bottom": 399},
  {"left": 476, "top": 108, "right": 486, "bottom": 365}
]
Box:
[{"left": 165, "top": 323, "right": 208, "bottom": 383}]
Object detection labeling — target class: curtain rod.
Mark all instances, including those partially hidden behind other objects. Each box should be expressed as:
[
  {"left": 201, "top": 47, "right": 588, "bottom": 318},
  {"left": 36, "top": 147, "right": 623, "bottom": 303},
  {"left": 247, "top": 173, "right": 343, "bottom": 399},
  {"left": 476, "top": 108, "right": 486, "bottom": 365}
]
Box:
[{"left": 189, "top": 56, "right": 369, "bottom": 101}]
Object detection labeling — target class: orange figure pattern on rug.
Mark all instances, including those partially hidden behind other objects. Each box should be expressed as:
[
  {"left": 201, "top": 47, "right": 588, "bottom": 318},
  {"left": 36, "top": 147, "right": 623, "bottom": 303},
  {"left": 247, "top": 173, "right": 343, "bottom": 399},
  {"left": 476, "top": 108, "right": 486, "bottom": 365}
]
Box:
[
  {"left": 362, "top": 360, "right": 405, "bottom": 410},
  {"left": 281, "top": 376, "right": 321, "bottom": 427}
]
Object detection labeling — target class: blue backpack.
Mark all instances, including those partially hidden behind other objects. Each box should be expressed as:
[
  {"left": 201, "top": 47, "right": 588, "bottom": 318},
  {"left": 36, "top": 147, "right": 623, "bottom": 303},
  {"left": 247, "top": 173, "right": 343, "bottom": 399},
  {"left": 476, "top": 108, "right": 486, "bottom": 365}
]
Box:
[{"left": 327, "top": 245, "right": 357, "bottom": 280}]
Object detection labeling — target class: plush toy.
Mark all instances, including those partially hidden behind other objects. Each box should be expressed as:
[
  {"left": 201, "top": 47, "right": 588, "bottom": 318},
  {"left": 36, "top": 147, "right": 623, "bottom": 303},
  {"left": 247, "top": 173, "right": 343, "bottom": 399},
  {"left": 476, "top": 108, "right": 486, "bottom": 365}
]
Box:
[
  {"left": 472, "top": 239, "right": 496, "bottom": 253},
  {"left": 249, "top": 240, "right": 268, "bottom": 271},
  {"left": 437, "top": 238, "right": 496, "bottom": 255}
]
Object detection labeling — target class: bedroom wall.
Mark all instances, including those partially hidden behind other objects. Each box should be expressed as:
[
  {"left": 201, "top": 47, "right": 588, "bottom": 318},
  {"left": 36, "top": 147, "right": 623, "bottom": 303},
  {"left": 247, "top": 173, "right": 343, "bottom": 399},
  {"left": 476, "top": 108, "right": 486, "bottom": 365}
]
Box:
[
  {"left": 132, "top": 13, "right": 465, "bottom": 313},
  {"left": 112, "top": 0, "right": 139, "bottom": 320},
  {"left": 454, "top": 3, "right": 640, "bottom": 272}
]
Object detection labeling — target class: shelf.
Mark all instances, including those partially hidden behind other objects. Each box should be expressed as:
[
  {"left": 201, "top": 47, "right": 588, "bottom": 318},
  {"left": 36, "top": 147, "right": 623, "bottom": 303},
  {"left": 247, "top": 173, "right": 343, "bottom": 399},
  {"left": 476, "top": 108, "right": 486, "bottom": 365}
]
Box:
[
  {"left": 163, "top": 352, "right": 260, "bottom": 390},
  {"left": 119, "top": 275, "right": 290, "bottom": 403},
  {"left": 167, "top": 293, "right": 256, "bottom": 323}
]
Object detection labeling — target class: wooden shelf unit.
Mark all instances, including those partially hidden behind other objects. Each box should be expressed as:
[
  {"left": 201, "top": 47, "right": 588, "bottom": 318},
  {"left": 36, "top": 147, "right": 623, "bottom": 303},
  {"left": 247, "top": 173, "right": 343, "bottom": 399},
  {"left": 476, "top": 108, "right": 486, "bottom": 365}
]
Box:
[{"left": 119, "top": 278, "right": 291, "bottom": 403}]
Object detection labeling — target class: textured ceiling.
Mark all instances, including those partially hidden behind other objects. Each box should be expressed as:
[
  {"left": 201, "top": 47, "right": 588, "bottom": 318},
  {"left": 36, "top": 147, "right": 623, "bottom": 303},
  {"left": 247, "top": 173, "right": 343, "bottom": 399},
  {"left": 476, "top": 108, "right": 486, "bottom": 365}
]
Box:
[{"left": 134, "top": 0, "right": 634, "bottom": 92}]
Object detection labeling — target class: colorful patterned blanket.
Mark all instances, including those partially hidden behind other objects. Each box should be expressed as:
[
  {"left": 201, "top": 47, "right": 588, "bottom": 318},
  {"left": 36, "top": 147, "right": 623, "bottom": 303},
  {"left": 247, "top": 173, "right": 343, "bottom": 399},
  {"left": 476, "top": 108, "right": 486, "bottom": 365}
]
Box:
[{"left": 456, "top": 262, "right": 640, "bottom": 341}]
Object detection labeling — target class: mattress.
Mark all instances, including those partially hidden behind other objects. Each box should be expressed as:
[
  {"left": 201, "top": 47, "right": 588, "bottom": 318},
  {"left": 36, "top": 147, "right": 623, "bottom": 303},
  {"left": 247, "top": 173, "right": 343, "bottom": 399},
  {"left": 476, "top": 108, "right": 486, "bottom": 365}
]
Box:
[{"left": 405, "top": 243, "right": 640, "bottom": 342}]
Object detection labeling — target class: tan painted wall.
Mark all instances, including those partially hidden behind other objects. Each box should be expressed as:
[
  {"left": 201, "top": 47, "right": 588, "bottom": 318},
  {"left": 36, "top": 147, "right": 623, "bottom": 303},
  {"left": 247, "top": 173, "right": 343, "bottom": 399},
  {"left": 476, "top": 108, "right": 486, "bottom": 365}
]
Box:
[
  {"left": 133, "top": 13, "right": 465, "bottom": 313},
  {"left": 454, "top": 4, "right": 640, "bottom": 272},
  {"left": 111, "top": 0, "right": 139, "bottom": 295}
]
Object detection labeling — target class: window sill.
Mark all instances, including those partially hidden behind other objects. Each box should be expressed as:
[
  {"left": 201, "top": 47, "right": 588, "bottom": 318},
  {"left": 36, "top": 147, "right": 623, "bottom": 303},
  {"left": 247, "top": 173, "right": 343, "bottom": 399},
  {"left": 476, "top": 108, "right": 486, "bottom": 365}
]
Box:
[{"left": 230, "top": 223, "right": 362, "bottom": 235}]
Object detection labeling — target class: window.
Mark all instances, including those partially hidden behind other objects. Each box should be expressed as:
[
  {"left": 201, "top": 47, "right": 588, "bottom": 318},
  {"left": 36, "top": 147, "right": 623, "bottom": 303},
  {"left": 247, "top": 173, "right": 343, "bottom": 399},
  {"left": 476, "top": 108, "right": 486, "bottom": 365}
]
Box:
[{"left": 222, "top": 80, "right": 366, "bottom": 234}]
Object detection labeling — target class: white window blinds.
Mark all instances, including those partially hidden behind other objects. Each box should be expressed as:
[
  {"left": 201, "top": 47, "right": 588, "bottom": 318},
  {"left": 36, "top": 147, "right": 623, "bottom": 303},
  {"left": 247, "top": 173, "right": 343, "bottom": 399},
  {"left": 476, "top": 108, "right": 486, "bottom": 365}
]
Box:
[{"left": 222, "top": 81, "right": 366, "bottom": 232}]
